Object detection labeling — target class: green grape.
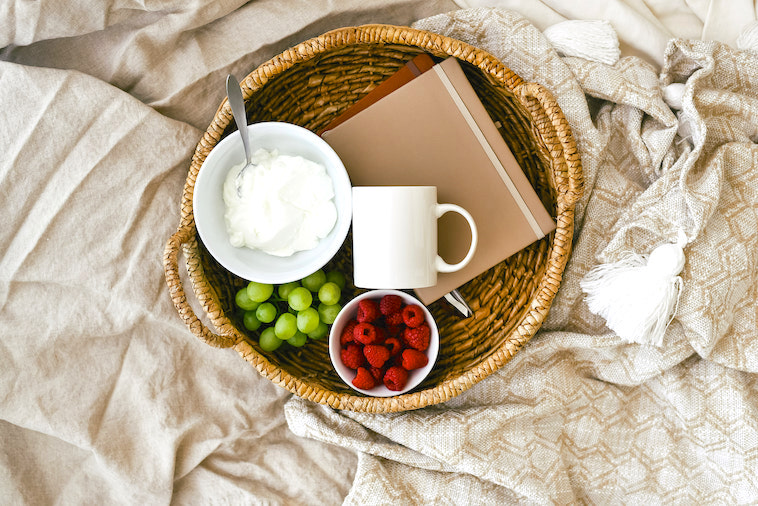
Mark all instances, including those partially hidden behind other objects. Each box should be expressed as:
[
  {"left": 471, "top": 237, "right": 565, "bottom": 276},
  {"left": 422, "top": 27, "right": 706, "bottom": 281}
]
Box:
[
  {"left": 296, "top": 307, "right": 320, "bottom": 334},
  {"left": 326, "top": 270, "right": 347, "bottom": 290},
  {"left": 288, "top": 287, "right": 313, "bottom": 311},
  {"left": 301, "top": 269, "right": 327, "bottom": 292},
  {"left": 318, "top": 302, "right": 342, "bottom": 325},
  {"left": 259, "top": 327, "right": 283, "bottom": 352},
  {"left": 255, "top": 302, "right": 278, "bottom": 324},
  {"left": 317, "top": 282, "right": 341, "bottom": 306},
  {"left": 235, "top": 288, "right": 260, "bottom": 311},
  {"left": 287, "top": 331, "right": 308, "bottom": 347},
  {"left": 277, "top": 281, "right": 300, "bottom": 300},
  {"left": 247, "top": 281, "right": 274, "bottom": 302},
  {"left": 274, "top": 313, "right": 298, "bottom": 340},
  {"left": 243, "top": 310, "right": 262, "bottom": 331},
  {"left": 307, "top": 321, "right": 329, "bottom": 340}
]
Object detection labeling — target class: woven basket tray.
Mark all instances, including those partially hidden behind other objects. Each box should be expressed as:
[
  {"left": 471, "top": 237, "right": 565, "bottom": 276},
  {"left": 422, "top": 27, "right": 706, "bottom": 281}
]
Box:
[{"left": 163, "top": 24, "right": 582, "bottom": 413}]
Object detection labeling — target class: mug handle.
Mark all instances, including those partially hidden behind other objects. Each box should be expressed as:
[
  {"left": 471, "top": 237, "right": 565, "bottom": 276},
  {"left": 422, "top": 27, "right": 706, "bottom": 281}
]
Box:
[{"left": 434, "top": 203, "right": 478, "bottom": 273}]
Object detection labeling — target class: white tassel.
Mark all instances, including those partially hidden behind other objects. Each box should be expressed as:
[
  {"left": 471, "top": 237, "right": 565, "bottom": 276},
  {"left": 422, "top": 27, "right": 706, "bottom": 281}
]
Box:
[
  {"left": 736, "top": 21, "right": 758, "bottom": 52},
  {"left": 580, "top": 232, "right": 687, "bottom": 346},
  {"left": 543, "top": 20, "right": 621, "bottom": 65},
  {"left": 663, "top": 83, "right": 685, "bottom": 110}
]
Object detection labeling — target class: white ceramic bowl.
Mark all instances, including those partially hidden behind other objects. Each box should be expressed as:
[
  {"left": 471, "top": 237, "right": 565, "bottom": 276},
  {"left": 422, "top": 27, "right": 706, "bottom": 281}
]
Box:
[
  {"left": 329, "top": 289, "right": 439, "bottom": 397},
  {"left": 193, "top": 121, "right": 352, "bottom": 283}
]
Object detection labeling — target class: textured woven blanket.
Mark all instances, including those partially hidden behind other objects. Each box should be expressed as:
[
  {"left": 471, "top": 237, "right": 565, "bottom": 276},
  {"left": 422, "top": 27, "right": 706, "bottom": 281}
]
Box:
[
  {"left": 2, "top": 1, "right": 758, "bottom": 504},
  {"left": 285, "top": 8, "right": 758, "bottom": 504}
]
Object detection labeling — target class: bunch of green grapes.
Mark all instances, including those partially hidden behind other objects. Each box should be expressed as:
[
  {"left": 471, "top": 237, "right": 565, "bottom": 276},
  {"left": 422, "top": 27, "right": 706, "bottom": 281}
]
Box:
[{"left": 234, "top": 269, "right": 346, "bottom": 351}]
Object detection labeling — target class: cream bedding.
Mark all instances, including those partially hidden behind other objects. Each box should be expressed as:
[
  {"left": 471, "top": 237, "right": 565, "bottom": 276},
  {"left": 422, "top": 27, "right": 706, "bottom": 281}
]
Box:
[{"left": 2, "top": 1, "right": 758, "bottom": 504}]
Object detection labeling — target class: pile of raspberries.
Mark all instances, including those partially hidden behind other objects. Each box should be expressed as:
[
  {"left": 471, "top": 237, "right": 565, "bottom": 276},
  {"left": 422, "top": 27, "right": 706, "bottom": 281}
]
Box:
[{"left": 339, "top": 293, "right": 432, "bottom": 391}]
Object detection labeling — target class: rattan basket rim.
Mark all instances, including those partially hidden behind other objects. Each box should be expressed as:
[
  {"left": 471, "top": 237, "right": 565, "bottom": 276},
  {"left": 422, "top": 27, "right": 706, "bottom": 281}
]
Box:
[{"left": 163, "top": 23, "right": 583, "bottom": 413}]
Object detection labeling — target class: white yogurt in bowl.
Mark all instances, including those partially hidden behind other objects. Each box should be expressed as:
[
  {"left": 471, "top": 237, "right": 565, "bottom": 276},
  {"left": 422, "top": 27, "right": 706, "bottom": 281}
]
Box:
[
  {"left": 193, "top": 121, "right": 352, "bottom": 284},
  {"left": 223, "top": 148, "right": 337, "bottom": 257}
]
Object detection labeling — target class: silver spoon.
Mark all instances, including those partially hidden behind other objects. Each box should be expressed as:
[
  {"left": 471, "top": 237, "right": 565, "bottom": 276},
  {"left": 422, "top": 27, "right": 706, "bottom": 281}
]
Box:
[{"left": 226, "top": 74, "right": 255, "bottom": 196}]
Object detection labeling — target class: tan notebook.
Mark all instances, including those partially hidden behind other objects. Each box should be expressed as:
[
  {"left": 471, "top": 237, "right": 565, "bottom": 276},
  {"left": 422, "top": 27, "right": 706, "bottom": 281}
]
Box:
[
  {"left": 322, "top": 57, "right": 556, "bottom": 304},
  {"left": 319, "top": 53, "right": 435, "bottom": 135}
]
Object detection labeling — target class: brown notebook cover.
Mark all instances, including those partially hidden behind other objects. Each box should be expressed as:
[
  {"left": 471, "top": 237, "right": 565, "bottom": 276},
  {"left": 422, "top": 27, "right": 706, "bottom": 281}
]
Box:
[{"left": 323, "top": 57, "right": 556, "bottom": 304}]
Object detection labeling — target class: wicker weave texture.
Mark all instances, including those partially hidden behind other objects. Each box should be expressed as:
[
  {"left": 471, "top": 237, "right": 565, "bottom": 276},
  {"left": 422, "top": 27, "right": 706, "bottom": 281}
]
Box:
[{"left": 163, "top": 24, "right": 583, "bottom": 413}]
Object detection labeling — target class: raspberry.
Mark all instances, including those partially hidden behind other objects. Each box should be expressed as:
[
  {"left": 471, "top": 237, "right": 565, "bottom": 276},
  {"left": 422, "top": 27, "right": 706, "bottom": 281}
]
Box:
[
  {"left": 352, "top": 367, "right": 376, "bottom": 390},
  {"left": 385, "top": 324, "right": 403, "bottom": 338},
  {"left": 383, "top": 366, "right": 409, "bottom": 391},
  {"left": 369, "top": 366, "right": 385, "bottom": 383},
  {"left": 379, "top": 294, "right": 403, "bottom": 316},
  {"left": 403, "top": 324, "right": 431, "bottom": 351},
  {"left": 401, "top": 349, "right": 429, "bottom": 370},
  {"left": 402, "top": 304, "right": 425, "bottom": 328},
  {"left": 384, "top": 337, "right": 402, "bottom": 357},
  {"left": 386, "top": 312, "right": 404, "bottom": 326},
  {"left": 374, "top": 325, "right": 387, "bottom": 344},
  {"left": 340, "top": 320, "right": 358, "bottom": 347},
  {"left": 384, "top": 353, "right": 401, "bottom": 369},
  {"left": 353, "top": 322, "right": 379, "bottom": 345},
  {"left": 363, "top": 344, "right": 390, "bottom": 368},
  {"left": 340, "top": 343, "right": 365, "bottom": 369},
  {"left": 357, "top": 299, "right": 380, "bottom": 323}
]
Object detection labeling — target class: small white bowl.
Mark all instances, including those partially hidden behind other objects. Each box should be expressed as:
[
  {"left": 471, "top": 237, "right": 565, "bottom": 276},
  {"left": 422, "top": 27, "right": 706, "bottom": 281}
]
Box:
[
  {"left": 329, "top": 290, "right": 439, "bottom": 397},
  {"left": 193, "top": 121, "right": 352, "bottom": 283}
]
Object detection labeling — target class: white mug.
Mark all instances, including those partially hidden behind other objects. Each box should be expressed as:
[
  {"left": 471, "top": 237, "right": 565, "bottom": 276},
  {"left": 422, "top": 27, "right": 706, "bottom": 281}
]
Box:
[{"left": 351, "top": 186, "right": 478, "bottom": 289}]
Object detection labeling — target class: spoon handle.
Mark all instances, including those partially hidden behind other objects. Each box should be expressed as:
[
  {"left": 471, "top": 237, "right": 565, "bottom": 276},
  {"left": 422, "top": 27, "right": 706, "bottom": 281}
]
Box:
[{"left": 226, "top": 74, "right": 252, "bottom": 163}]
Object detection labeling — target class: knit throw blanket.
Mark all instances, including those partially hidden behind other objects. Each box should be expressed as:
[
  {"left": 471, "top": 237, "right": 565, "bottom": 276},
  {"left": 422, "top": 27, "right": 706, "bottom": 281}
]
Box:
[{"left": 285, "top": 8, "right": 758, "bottom": 503}]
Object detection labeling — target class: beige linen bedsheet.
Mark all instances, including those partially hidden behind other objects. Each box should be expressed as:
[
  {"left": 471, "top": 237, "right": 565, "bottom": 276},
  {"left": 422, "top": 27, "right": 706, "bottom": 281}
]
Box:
[{"left": 2, "top": 1, "right": 758, "bottom": 504}]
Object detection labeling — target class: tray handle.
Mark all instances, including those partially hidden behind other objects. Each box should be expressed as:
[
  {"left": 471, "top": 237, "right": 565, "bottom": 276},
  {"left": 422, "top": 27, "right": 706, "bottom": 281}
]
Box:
[
  {"left": 163, "top": 224, "right": 240, "bottom": 349},
  {"left": 518, "top": 82, "right": 584, "bottom": 206}
]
